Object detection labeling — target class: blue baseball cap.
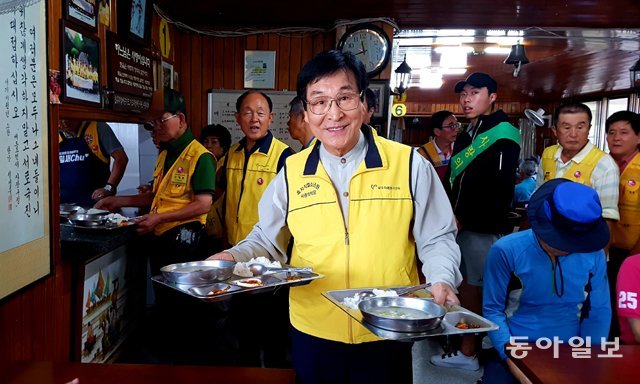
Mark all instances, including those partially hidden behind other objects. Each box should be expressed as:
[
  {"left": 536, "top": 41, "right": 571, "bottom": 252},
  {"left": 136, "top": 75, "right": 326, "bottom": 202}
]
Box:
[{"left": 528, "top": 179, "right": 609, "bottom": 253}]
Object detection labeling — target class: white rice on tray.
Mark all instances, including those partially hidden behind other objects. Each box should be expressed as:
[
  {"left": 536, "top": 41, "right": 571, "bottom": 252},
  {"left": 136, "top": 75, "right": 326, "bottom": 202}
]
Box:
[
  {"left": 233, "top": 256, "right": 282, "bottom": 277},
  {"left": 342, "top": 289, "right": 398, "bottom": 310}
]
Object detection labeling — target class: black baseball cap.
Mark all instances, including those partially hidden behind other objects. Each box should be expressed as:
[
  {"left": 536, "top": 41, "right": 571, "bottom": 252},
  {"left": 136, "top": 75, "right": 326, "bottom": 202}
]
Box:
[{"left": 454, "top": 72, "right": 497, "bottom": 93}]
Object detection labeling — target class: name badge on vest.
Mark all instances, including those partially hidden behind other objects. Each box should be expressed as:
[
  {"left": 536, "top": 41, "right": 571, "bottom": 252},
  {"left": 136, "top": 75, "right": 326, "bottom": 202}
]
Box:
[{"left": 171, "top": 171, "right": 187, "bottom": 185}]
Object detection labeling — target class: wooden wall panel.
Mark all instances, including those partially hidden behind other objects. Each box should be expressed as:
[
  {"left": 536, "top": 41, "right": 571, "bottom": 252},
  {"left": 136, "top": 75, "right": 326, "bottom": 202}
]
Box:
[{"left": 173, "top": 31, "right": 334, "bottom": 138}]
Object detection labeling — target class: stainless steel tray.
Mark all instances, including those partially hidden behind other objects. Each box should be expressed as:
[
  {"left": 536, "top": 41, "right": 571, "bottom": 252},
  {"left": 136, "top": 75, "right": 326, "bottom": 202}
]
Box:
[
  {"left": 61, "top": 221, "right": 135, "bottom": 231},
  {"left": 152, "top": 268, "right": 324, "bottom": 303},
  {"left": 323, "top": 287, "right": 498, "bottom": 341}
]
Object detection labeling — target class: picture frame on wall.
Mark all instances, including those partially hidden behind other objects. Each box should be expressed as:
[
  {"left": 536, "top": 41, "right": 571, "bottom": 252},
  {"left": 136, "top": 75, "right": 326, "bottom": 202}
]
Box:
[
  {"left": 61, "top": 21, "right": 101, "bottom": 107},
  {"left": 63, "top": 0, "right": 98, "bottom": 31},
  {"left": 118, "top": 0, "right": 152, "bottom": 46},
  {"left": 368, "top": 80, "right": 389, "bottom": 119},
  {"left": 162, "top": 61, "right": 173, "bottom": 90}
]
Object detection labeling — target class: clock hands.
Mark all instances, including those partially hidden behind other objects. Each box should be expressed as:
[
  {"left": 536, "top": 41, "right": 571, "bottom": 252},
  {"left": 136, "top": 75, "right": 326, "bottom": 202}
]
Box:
[{"left": 356, "top": 41, "right": 367, "bottom": 56}]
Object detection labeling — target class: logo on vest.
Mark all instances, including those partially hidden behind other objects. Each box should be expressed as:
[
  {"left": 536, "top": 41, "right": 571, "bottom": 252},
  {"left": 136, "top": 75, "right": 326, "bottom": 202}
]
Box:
[
  {"left": 370, "top": 184, "right": 401, "bottom": 191},
  {"left": 296, "top": 182, "right": 320, "bottom": 198},
  {"left": 574, "top": 171, "right": 582, "bottom": 178}
]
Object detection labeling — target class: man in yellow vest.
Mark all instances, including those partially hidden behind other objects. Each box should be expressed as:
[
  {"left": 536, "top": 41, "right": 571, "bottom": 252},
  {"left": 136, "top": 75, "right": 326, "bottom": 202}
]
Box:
[
  {"left": 538, "top": 102, "right": 619, "bottom": 240},
  {"left": 96, "top": 90, "right": 216, "bottom": 362},
  {"left": 218, "top": 90, "right": 294, "bottom": 247},
  {"left": 605, "top": 110, "right": 640, "bottom": 339},
  {"left": 210, "top": 50, "right": 461, "bottom": 383},
  {"left": 417, "top": 110, "right": 459, "bottom": 185},
  {"left": 59, "top": 119, "right": 128, "bottom": 207},
  {"left": 96, "top": 89, "right": 216, "bottom": 273}
]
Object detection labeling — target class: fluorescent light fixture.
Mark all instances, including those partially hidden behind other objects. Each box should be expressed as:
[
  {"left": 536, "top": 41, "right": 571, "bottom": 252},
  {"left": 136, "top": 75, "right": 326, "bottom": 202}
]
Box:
[{"left": 484, "top": 46, "right": 512, "bottom": 54}]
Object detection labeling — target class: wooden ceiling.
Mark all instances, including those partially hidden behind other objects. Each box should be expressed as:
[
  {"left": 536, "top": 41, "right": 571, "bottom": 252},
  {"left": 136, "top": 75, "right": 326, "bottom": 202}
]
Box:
[{"left": 154, "top": 0, "right": 640, "bottom": 102}]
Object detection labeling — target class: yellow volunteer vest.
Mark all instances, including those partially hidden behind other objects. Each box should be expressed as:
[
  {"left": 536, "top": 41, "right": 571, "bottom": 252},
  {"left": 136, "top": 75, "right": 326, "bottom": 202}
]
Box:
[
  {"left": 286, "top": 129, "right": 418, "bottom": 344},
  {"left": 418, "top": 141, "right": 443, "bottom": 166},
  {"left": 612, "top": 153, "right": 640, "bottom": 250},
  {"left": 58, "top": 121, "right": 110, "bottom": 164},
  {"left": 224, "top": 136, "right": 289, "bottom": 245},
  {"left": 205, "top": 156, "right": 225, "bottom": 239},
  {"left": 151, "top": 140, "right": 210, "bottom": 235},
  {"left": 541, "top": 144, "right": 606, "bottom": 186}
]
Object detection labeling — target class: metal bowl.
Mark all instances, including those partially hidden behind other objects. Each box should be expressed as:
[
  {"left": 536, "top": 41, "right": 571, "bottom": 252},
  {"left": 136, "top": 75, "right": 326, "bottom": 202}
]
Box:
[
  {"left": 161, "top": 260, "right": 236, "bottom": 285},
  {"left": 67, "top": 212, "right": 108, "bottom": 227},
  {"left": 60, "top": 204, "right": 82, "bottom": 218},
  {"left": 359, "top": 296, "right": 447, "bottom": 332}
]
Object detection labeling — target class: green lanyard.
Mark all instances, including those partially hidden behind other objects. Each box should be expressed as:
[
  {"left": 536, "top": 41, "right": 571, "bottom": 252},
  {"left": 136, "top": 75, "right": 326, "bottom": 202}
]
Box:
[{"left": 449, "top": 122, "right": 521, "bottom": 187}]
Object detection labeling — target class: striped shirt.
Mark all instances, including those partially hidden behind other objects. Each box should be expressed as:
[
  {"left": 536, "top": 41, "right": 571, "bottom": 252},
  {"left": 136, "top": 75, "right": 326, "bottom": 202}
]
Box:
[{"left": 537, "top": 142, "right": 620, "bottom": 220}]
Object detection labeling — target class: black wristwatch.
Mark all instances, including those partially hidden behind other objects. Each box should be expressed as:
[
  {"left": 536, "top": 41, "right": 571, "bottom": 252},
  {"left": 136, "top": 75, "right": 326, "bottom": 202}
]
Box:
[{"left": 104, "top": 183, "right": 117, "bottom": 195}]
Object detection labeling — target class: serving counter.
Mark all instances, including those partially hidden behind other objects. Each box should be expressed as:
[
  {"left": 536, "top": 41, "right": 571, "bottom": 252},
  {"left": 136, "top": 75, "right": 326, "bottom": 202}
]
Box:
[{"left": 61, "top": 220, "right": 146, "bottom": 363}]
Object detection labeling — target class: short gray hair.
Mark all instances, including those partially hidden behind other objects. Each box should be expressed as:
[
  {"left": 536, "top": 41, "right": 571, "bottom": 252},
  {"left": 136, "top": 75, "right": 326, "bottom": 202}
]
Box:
[{"left": 289, "top": 96, "right": 305, "bottom": 117}]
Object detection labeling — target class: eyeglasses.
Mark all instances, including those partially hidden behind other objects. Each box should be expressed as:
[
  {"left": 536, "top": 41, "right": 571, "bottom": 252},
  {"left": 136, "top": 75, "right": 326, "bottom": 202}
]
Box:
[
  {"left": 146, "top": 114, "right": 178, "bottom": 128},
  {"left": 305, "top": 91, "right": 363, "bottom": 115},
  {"left": 441, "top": 122, "right": 462, "bottom": 131}
]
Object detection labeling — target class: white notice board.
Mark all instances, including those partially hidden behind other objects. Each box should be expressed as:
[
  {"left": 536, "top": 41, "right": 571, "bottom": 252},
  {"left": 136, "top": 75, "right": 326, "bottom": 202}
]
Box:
[
  {"left": 0, "top": 0, "right": 50, "bottom": 299},
  {"left": 207, "top": 89, "right": 301, "bottom": 151}
]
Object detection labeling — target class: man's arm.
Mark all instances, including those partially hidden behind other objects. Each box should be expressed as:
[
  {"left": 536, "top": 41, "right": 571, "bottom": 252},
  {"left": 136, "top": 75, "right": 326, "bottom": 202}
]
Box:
[
  {"left": 107, "top": 148, "right": 128, "bottom": 187},
  {"left": 579, "top": 250, "right": 612, "bottom": 341},
  {"left": 93, "top": 192, "right": 154, "bottom": 210},
  {"left": 592, "top": 155, "right": 620, "bottom": 222},
  {"left": 411, "top": 152, "right": 462, "bottom": 304},
  {"left": 135, "top": 193, "right": 212, "bottom": 234},
  {"left": 209, "top": 170, "right": 291, "bottom": 264},
  {"left": 616, "top": 256, "right": 640, "bottom": 344},
  {"left": 482, "top": 242, "right": 515, "bottom": 361}
]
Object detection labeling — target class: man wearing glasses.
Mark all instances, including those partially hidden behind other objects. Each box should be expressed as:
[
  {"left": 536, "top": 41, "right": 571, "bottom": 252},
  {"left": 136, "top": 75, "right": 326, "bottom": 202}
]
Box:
[
  {"left": 96, "top": 89, "right": 216, "bottom": 273},
  {"left": 210, "top": 50, "right": 461, "bottom": 383},
  {"left": 95, "top": 90, "right": 216, "bottom": 362},
  {"left": 417, "top": 110, "right": 460, "bottom": 185}
]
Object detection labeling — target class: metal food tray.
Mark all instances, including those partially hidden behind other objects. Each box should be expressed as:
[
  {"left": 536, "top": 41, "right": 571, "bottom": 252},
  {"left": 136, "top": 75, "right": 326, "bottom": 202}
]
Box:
[
  {"left": 151, "top": 268, "right": 324, "bottom": 303},
  {"left": 61, "top": 221, "right": 135, "bottom": 231},
  {"left": 323, "top": 287, "right": 498, "bottom": 341}
]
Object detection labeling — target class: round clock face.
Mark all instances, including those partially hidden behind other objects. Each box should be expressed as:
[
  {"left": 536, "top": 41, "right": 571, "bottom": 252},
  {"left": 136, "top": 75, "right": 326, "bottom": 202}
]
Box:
[{"left": 338, "top": 24, "right": 391, "bottom": 77}]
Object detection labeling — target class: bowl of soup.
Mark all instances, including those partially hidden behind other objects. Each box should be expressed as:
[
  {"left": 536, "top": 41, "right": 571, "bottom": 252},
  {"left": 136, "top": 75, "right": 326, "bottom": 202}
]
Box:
[{"left": 358, "top": 296, "right": 446, "bottom": 332}]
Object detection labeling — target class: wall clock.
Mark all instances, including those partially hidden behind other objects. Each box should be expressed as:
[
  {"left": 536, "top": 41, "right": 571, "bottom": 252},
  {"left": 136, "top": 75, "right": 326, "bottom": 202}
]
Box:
[{"left": 337, "top": 23, "right": 391, "bottom": 78}]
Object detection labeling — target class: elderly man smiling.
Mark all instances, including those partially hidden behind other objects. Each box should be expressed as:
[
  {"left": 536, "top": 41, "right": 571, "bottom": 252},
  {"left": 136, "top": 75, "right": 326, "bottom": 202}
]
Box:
[{"left": 209, "top": 50, "right": 461, "bottom": 384}]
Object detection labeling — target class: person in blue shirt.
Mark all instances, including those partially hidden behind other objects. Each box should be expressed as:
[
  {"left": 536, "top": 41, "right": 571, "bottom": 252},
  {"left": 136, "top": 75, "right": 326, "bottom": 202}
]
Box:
[
  {"left": 513, "top": 159, "right": 538, "bottom": 205},
  {"left": 482, "top": 178, "right": 611, "bottom": 383}
]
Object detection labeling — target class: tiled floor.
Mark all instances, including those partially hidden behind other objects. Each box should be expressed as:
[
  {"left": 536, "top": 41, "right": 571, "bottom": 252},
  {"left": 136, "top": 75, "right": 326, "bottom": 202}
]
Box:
[
  {"left": 118, "top": 306, "right": 483, "bottom": 383},
  {"left": 413, "top": 339, "right": 483, "bottom": 384}
]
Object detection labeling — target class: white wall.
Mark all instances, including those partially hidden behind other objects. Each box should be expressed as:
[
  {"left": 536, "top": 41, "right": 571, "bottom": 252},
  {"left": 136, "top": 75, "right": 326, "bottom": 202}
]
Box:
[{"left": 106, "top": 123, "right": 157, "bottom": 196}]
